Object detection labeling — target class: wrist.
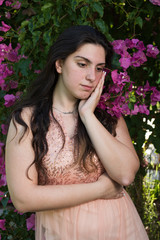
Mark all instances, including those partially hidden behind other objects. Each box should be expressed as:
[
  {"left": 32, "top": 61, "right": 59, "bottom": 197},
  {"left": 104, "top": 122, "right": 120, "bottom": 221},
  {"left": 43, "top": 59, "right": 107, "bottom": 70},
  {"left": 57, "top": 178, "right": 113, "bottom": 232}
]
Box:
[{"left": 80, "top": 111, "right": 95, "bottom": 125}]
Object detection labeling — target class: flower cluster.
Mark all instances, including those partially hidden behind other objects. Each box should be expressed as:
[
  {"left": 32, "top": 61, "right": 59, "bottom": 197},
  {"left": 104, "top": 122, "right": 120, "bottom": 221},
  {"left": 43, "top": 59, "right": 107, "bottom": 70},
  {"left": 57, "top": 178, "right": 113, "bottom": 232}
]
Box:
[
  {"left": 149, "top": 0, "right": 160, "bottom": 6},
  {"left": 98, "top": 39, "right": 160, "bottom": 118},
  {"left": 0, "top": 0, "right": 21, "bottom": 8}
]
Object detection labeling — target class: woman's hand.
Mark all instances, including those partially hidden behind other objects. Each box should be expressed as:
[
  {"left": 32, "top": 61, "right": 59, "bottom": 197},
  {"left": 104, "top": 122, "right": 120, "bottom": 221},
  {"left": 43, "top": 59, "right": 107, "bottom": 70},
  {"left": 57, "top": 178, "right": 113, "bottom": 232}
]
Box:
[
  {"left": 78, "top": 71, "right": 106, "bottom": 121},
  {"left": 96, "top": 173, "right": 124, "bottom": 200}
]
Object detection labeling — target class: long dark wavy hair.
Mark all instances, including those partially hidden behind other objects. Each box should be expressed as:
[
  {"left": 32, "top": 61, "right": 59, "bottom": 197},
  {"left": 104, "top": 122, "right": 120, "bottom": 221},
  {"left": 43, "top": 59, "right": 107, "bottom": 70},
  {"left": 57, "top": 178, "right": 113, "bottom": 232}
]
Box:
[{"left": 12, "top": 25, "right": 118, "bottom": 184}]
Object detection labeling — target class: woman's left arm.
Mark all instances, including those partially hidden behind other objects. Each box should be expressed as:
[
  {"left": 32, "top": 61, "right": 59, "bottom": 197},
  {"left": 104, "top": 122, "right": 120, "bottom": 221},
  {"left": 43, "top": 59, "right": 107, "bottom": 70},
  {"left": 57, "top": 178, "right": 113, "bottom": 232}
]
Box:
[{"left": 79, "top": 72, "right": 140, "bottom": 186}]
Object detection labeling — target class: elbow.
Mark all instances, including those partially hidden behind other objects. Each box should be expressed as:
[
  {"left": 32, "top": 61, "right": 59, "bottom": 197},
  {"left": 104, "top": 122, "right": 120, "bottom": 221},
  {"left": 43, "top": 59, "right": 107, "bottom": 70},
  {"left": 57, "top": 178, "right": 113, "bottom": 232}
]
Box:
[
  {"left": 121, "top": 175, "right": 135, "bottom": 186},
  {"left": 11, "top": 197, "right": 29, "bottom": 213},
  {"left": 122, "top": 160, "right": 140, "bottom": 186},
  {"left": 121, "top": 168, "right": 139, "bottom": 187},
  {"left": 14, "top": 203, "right": 28, "bottom": 214}
]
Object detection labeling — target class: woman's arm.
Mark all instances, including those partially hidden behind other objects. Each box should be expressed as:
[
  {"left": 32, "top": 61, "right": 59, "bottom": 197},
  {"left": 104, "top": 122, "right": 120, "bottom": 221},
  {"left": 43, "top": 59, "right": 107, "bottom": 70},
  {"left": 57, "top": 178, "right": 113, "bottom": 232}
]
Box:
[
  {"left": 5, "top": 109, "right": 123, "bottom": 213},
  {"left": 79, "top": 72, "right": 140, "bottom": 186}
]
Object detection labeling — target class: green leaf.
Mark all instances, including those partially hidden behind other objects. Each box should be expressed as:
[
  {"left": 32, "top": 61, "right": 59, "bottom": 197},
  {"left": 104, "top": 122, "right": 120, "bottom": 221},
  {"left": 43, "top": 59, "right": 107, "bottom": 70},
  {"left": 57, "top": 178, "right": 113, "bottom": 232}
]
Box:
[
  {"left": 13, "top": 58, "right": 31, "bottom": 77},
  {"left": 28, "top": 20, "right": 34, "bottom": 33},
  {"left": 135, "top": 16, "right": 143, "bottom": 29},
  {"left": 41, "top": 3, "right": 53, "bottom": 11},
  {"left": 43, "top": 28, "right": 52, "bottom": 45},
  {"left": 1, "top": 197, "right": 9, "bottom": 208},
  {"left": 71, "top": 0, "right": 79, "bottom": 11},
  {"left": 129, "top": 92, "right": 136, "bottom": 103},
  {"left": 95, "top": 19, "right": 106, "bottom": 33},
  {"left": 128, "top": 102, "right": 134, "bottom": 110},
  {"left": 92, "top": 2, "right": 104, "bottom": 17},
  {"left": 0, "top": 90, "right": 5, "bottom": 99},
  {"left": 80, "top": 6, "right": 89, "bottom": 19},
  {"left": 21, "top": 20, "right": 29, "bottom": 28},
  {"left": 32, "top": 31, "right": 41, "bottom": 46}
]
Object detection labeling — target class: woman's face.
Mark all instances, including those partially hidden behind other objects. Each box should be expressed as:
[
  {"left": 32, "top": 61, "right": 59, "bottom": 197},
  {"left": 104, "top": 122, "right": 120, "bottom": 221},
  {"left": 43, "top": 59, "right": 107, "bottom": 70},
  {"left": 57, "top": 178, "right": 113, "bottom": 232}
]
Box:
[{"left": 55, "top": 43, "right": 106, "bottom": 101}]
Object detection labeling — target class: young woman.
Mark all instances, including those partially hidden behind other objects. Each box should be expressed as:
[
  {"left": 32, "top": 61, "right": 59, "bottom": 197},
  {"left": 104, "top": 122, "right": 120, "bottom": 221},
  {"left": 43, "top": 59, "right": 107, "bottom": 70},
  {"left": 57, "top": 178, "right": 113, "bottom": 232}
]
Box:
[{"left": 5, "top": 25, "right": 149, "bottom": 239}]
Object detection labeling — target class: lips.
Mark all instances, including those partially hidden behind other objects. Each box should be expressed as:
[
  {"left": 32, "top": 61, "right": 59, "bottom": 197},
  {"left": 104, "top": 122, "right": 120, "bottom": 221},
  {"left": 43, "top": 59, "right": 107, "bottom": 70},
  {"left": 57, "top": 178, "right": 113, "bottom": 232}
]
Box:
[{"left": 81, "top": 84, "right": 93, "bottom": 91}]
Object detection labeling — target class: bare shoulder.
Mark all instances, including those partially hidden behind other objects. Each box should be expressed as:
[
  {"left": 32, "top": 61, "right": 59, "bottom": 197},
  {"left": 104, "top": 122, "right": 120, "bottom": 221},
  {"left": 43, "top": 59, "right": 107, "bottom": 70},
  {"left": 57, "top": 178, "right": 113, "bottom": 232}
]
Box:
[{"left": 6, "top": 107, "right": 34, "bottom": 144}]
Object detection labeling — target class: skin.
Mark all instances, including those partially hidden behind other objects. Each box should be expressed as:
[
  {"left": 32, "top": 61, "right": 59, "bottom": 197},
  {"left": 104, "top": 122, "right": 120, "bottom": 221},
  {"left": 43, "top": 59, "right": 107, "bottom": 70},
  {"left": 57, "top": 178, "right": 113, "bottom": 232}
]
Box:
[{"left": 5, "top": 43, "right": 139, "bottom": 213}]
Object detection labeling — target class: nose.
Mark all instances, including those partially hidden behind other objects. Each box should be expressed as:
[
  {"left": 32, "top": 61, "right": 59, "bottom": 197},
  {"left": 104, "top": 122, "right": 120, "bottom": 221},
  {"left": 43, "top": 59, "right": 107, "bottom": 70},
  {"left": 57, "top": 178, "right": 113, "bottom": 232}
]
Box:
[{"left": 86, "top": 68, "right": 96, "bottom": 82}]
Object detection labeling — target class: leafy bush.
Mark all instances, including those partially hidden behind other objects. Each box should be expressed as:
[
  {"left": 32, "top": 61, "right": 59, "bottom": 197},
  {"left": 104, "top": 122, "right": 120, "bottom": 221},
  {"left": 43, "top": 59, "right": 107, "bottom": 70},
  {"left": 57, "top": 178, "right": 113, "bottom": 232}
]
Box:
[{"left": 0, "top": 0, "right": 160, "bottom": 239}]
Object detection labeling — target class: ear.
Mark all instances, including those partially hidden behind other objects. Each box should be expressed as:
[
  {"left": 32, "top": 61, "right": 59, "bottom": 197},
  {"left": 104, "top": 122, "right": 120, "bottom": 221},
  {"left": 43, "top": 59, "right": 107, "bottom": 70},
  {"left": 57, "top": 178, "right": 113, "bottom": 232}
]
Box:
[{"left": 55, "top": 59, "right": 63, "bottom": 73}]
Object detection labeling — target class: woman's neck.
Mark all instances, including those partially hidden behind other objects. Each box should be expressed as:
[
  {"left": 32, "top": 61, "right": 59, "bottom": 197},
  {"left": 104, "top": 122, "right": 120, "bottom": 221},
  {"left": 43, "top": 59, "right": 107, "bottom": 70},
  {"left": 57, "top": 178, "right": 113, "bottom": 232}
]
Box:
[{"left": 53, "top": 84, "right": 78, "bottom": 113}]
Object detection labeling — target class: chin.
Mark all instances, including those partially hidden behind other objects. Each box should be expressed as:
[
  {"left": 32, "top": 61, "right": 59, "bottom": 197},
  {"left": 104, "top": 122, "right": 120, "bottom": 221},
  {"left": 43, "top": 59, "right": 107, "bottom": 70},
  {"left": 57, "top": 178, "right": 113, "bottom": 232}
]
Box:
[{"left": 79, "top": 93, "right": 92, "bottom": 100}]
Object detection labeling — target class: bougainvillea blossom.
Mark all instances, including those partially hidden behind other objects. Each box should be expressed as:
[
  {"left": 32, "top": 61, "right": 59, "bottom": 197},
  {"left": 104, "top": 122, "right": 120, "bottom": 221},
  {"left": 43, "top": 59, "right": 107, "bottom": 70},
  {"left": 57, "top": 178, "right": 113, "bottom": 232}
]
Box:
[
  {"left": 0, "top": 21, "right": 11, "bottom": 32},
  {"left": 0, "top": 0, "right": 4, "bottom": 6},
  {"left": 12, "top": 0, "right": 21, "bottom": 9},
  {"left": 150, "top": 89, "right": 160, "bottom": 105},
  {"left": 5, "top": 12, "right": 11, "bottom": 19},
  {"left": 146, "top": 44, "right": 160, "bottom": 58},
  {"left": 5, "top": 0, "right": 12, "bottom": 6},
  {"left": 26, "top": 214, "right": 35, "bottom": 231},
  {"left": 0, "top": 219, "right": 6, "bottom": 230},
  {"left": 4, "top": 94, "right": 16, "bottom": 107},
  {"left": 131, "top": 51, "right": 147, "bottom": 67},
  {"left": 1, "top": 124, "right": 8, "bottom": 135},
  {"left": 149, "top": 0, "right": 160, "bottom": 6}
]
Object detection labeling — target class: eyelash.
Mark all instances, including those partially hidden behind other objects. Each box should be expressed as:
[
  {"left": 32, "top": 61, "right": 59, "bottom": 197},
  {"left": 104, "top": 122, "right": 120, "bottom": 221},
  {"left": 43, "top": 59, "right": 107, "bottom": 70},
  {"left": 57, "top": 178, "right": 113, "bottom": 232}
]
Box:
[{"left": 77, "top": 63, "right": 103, "bottom": 72}]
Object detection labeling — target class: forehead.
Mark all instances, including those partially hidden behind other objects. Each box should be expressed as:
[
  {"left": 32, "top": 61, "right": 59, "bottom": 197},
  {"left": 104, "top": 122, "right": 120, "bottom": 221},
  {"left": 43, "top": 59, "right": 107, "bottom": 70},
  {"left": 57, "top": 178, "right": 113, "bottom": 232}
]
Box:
[{"left": 72, "top": 43, "right": 106, "bottom": 63}]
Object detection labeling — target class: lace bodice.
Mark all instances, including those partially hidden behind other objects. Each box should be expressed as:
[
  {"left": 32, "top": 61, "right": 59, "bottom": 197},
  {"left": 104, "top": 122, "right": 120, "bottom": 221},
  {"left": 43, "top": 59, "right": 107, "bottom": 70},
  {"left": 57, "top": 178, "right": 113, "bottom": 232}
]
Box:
[{"left": 39, "top": 110, "right": 104, "bottom": 185}]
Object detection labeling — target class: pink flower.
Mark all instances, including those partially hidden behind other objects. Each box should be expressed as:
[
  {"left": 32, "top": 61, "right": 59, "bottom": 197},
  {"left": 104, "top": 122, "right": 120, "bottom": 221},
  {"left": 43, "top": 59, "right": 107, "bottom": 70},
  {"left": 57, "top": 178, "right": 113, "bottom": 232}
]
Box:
[
  {"left": 34, "top": 69, "right": 41, "bottom": 74},
  {"left": 111, "top": 70, "right": 130, "bottom": 85},
  {"left": 1, "top": 124, "right": 8, "bottom": 135},
  {"left": 121, "top": 103, "right": 130, "bottom": 115},
  {"left": 112, "top": 40, "right": 127, "bottom": 55},
  {"left": 0, "top": 174, "right": 7, "bottom": 186},
  {"left": 0, "top": 0, "right": 4, "bottom": 6},
  {"left": 0, "top": 21, "right": 11, "bottom": 32},
  {"left": 9, "top": 80, "right": 18, "bottom": 89},
  {"left": 5, "top": 12, "right": 11, "bottom": 19},
  {"left": 146, "top": 44, "right": 159, "bottom": 58},
  {"left": 139, "top": 104, "right": 150, "bottom": 115},
  {"left": 144, "top": 81, "right": 151, "bottom": 92},
  {"left": 4, "top": 94, "right": 16, "bottom": 107},
  {"left": 5, "top": 0, "right": 12, "bottom": 6},
  {"left": 6, "top": 43, "right": 21, "bottom": 62},
  {"left": 0, "top": 37, "right": 3, "bottom": 42},
  {"left": 151, "top": 89, "right": 160, "bottom": 105},
  {"left": 136, "top": 86, "right": 146, "bottom": 97},
  {"left": 0, "top": 219, "right": 6, "bottom": 231},
  {"left": 26, "top": 214, "right": 35, "bottom": 231},
  {"left": 149, "top": 0, "right": 160, "bottom": 6},
  {"left": 14, "top": 209, "right": 24, "bottom": 215},
  {"left": 136, "top": 41, "right": 146, "bottom": 51},
  {"left": 119, "top": 57, "right": 131, "bottom": 69},
  {"left": 131, "top": 104, "right": 139, "bottom": 115},
  {"left": 98, "top": 93, "right": 110, "bottom": 110},
  {"left": 0, "top": 142, "right": 4, "bottom": 156},
  {"left": 107, "top": 105, "right": 122, "bottom": 118},
  {"left": 12, "top": 1, "right": 21, "bottom": 9},
  {"left": 131, "top": 50, "right": 147, "bottom": 67}
]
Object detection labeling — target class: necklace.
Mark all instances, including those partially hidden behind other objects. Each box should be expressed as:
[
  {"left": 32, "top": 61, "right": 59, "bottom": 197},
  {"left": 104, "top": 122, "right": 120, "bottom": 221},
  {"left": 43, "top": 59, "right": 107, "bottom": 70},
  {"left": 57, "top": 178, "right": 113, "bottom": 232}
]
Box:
[{"left": 53, "top": 106, "right": 77, "bottom": 114}]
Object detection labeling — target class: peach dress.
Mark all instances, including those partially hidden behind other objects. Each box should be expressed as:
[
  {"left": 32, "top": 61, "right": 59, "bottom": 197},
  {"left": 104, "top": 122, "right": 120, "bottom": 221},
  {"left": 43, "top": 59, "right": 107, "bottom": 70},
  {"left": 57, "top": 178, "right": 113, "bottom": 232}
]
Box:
[{"left": 35, "top": 110, "right": 149, "bottom": 240}]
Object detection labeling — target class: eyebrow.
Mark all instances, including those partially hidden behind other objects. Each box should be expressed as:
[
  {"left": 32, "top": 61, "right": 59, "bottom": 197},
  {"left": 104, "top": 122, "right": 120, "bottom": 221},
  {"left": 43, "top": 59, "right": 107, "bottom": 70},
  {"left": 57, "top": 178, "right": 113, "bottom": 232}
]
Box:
[{"left": 74, "top": 56, "right": 106, "bottom": 66}]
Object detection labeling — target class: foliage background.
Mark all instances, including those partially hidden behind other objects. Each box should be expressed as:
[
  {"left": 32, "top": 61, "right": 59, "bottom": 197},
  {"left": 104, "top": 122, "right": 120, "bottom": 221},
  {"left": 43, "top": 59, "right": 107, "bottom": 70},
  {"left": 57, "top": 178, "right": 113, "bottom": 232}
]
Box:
[{"left": 0, "top": 0, "right": 160, "bottom": 239}]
